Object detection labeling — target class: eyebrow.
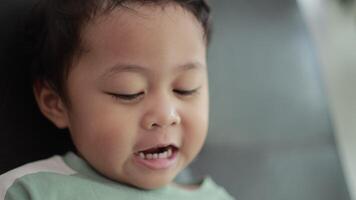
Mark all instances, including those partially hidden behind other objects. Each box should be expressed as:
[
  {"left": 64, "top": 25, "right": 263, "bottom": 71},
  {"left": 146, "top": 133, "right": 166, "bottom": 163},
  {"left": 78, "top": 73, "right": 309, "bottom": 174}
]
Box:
[{"left": 100, "top": 62, "right": 205, "bottom": 80}]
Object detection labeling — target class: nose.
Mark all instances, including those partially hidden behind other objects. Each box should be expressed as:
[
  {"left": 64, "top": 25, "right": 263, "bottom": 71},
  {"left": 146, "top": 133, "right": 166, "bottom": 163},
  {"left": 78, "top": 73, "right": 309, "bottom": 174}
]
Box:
[{"left": 141, "top": 95, "right": 181, "bottom": 130}]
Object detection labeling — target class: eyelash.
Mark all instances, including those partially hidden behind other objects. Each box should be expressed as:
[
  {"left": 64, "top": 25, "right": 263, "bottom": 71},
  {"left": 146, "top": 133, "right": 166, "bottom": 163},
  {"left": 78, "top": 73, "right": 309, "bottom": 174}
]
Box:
[
  {"left": 107, "top": 88, "right": 199, "bottom": 102},
  {"left": 173, "top": 89, "right": 199, "bottom": 96},
  {"left": 108, "top": 92, "right": 144, "bottom": 101}
]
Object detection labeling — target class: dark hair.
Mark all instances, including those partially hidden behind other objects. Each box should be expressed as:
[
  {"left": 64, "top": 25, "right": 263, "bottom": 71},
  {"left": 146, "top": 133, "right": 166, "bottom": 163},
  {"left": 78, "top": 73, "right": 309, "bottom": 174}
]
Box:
[{"left": 28, "top": 0, "right": 212, "bottom": 103}]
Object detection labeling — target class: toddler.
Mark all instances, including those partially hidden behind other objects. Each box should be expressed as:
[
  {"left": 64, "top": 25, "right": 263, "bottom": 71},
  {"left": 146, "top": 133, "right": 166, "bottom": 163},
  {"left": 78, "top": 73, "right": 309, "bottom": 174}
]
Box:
[{"left": 0, "top": 0, "right": 234, "bottom": 199}]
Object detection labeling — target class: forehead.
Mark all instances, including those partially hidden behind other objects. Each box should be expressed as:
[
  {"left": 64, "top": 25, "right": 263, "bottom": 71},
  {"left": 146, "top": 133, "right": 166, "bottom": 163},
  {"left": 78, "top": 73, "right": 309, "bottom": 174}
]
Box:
[{"left": 79, "top": 3, "right": 206, "bottom": 62}]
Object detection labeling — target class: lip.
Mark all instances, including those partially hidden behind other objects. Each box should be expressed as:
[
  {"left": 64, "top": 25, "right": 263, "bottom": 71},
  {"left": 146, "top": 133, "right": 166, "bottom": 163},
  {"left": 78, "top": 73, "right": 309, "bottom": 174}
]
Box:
[{"left": 133, "top": 148, "right": 179, "bottom": 170}]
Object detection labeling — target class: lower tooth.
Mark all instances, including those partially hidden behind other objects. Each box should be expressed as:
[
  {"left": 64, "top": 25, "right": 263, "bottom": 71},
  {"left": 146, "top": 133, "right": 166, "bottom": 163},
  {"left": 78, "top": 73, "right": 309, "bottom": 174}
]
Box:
[
  {"left": 139, "top": 152, "right": 145, "bottom": 159},
  {"left": 159, "top": 152, "right": 166, "bottom": 159},
  {"left": 167, "top": 148, "right": 172, "bottom": 157},
  {"left": 140, "top": 149, "right": 173, "bottom": 160},
  {"left": 146, "top": 154, "right": 153, "bottom": 159},
  {"left": 153, "top": 154, "right": 158, "bottom": 159}
]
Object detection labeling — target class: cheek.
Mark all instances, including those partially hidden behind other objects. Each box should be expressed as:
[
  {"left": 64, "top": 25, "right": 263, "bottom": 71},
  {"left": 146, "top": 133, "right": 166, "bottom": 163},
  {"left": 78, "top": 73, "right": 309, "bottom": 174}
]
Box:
[
  {"left": 67, "top": 96, "right": 139, "bottom": 157},
  {"left": 181, "top": 91, "right": 209, "bottom": 156},
  {"left": 180, "top": 111, "right": 208, "bottom": 167}
]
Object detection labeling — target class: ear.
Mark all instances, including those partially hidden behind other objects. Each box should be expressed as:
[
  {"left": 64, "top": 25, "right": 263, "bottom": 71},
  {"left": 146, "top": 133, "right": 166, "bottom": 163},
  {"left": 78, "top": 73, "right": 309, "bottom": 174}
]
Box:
[{"left": 33, "top": 81, "right": 69, "bottom": 129}]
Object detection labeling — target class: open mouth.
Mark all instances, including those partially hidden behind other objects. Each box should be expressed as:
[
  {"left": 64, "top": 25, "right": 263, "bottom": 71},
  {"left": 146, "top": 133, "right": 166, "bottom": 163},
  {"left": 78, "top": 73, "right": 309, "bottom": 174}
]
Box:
[
  {"left": 135, "top": 145, "right": 178, "bottom": 160},
  {"left": 133, "top": 144, "right": 179, "bottom": 170}
]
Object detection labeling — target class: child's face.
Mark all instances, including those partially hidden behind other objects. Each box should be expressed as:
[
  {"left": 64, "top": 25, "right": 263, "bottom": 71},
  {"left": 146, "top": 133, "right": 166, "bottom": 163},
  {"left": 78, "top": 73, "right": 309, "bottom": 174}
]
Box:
[{"left": 61, "top": 4, "right": 208, "bottom": 189}]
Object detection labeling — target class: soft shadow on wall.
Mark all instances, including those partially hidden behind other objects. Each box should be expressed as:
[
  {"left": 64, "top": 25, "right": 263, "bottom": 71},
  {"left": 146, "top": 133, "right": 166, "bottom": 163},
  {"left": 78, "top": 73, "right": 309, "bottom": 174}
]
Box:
[{"left": 298, "top": 0, "right": 356, "bottom": 199}]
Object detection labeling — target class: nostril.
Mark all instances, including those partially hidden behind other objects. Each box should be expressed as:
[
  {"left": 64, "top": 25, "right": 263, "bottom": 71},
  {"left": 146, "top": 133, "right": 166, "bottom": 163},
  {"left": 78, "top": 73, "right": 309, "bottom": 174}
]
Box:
[{"left": 142, "top": 112, "right": 180, "bottom": 130}]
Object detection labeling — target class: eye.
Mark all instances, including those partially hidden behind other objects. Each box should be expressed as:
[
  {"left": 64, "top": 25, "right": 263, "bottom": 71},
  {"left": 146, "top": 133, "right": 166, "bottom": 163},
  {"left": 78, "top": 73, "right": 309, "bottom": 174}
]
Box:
[
  {"left": 106, "top": 92, "right": 144, "bottom": 102},
  {"left": 173, "top": 88, "right": 200, "bottom": 96}
]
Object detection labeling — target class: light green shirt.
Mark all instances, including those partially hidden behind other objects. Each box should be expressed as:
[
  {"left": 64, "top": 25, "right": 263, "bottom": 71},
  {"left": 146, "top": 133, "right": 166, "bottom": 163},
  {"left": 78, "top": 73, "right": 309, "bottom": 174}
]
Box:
[{"left": 0, "top": 152, "right": 235, "bottom": 200}]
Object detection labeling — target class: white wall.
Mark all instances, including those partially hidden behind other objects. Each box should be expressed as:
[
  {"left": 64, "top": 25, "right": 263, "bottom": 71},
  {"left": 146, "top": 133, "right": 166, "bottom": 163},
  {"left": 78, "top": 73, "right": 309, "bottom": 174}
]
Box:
[{"left": 298, "top": 1, "right": 356, "bottom": 199}]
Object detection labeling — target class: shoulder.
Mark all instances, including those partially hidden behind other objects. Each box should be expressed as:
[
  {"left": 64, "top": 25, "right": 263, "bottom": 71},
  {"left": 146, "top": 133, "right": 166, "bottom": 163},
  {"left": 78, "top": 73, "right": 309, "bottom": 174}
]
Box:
[{"left": 0, "top": 155, "right": 76, "bottom": 200}]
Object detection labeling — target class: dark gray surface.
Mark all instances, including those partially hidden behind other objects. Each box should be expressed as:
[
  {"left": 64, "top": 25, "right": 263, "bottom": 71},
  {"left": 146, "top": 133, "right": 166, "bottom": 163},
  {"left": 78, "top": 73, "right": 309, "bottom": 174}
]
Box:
[{"left": 188, "top": 0, "right": 351, "bottom": 199}]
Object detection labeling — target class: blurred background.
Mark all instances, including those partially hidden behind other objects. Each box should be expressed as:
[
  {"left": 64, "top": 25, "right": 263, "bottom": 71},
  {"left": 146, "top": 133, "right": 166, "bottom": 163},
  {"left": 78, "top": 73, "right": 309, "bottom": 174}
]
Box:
[
  {"left": 187, "top": 0, "right": 356, "bottom": 199},
  {"left": 1, "top": 0, "right": 356, "bottom": 200}
]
